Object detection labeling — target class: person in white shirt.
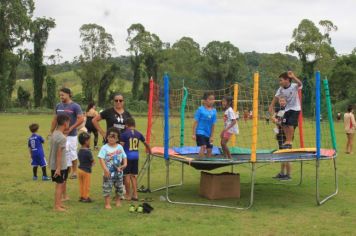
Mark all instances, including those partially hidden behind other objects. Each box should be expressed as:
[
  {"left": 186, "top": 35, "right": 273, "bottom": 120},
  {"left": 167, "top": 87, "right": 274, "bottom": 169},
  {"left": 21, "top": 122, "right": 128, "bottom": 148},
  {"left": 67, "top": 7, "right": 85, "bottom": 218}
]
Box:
[
  {"left": 269, "top": 71, "right": 302, "bottom": 149},
  {"left": 220, "top": 96, "right": 238, "bottom": 159}
]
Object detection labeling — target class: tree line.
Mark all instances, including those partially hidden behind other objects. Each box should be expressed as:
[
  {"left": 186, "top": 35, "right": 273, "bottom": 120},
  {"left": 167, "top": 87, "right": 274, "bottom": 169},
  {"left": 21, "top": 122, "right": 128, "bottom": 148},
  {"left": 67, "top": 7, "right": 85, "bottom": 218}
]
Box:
[{"left": 1, "top": 0, "right": 355, "bottom": 113}]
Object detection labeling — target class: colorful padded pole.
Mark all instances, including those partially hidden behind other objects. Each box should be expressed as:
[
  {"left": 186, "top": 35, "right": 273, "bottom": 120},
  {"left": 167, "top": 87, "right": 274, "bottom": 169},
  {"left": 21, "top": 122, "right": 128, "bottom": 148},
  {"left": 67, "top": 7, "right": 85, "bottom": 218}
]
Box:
[
  {"left": 323, "top": 78, "right": 337, "bottom": 152},
  {"left": 231, "top": 83, "right": 239, "bottom": 146},
  {"left": 180, "top": 87, "right": 188, "bottom": 147},
  {"left": 251, "top": 73, "right": 259, "bottom": 162},
  {"left": 164, "top": 74, "right": 170, "bottom": 160},
  {"left": 298, "top": 89, "right": 305, "bottom": 148},
  {"left": 145, "top": 77, "right": 154, "bottom": 145},
  {"left": 315, "top": 71, "right": 321, "bottom": 159}
]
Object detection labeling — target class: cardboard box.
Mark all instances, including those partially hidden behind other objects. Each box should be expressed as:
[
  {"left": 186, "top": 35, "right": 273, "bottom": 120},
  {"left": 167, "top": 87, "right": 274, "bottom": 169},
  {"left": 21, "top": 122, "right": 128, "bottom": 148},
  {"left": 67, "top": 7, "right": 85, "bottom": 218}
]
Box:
[{"left": 199, "top": 172, "right": 240, "bottom": 200}]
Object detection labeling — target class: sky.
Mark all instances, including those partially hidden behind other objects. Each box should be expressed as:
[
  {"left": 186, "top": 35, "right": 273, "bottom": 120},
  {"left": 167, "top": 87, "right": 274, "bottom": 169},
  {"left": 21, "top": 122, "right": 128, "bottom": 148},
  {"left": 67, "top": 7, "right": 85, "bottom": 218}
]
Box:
[{"left": 33, "top": 0, "right": 356, "bottom": 62}]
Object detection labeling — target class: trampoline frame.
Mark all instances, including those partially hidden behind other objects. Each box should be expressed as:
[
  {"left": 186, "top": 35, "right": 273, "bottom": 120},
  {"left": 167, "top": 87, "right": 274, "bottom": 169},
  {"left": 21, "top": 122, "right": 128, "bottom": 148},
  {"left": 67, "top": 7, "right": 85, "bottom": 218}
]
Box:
[{"left": 137, "top": 152, "right": 337, "bottom": 210}]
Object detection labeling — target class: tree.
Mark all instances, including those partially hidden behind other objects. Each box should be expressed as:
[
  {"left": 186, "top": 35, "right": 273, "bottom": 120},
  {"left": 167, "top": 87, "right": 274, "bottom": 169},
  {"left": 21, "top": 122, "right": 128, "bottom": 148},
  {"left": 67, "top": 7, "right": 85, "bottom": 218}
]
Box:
[
  {"left": 0, "top": 0, "right": 34, "bottom": 110},
  {"left": 127, "top": 23, "right": 163, "bottom": 99},
  {"left": 28, "top": 17, "right": 56, "bottom": 107},
  {"left": 286, "top": 19, "right": 337, "bottom": 115},
  {"left": 201, "top": 41, "right": 247, "bottom": 89},
  {"left": 77, "top": 24, "right": 115, "bottom": 102},
  {"left": 98, "top": 63, "right": 120, "bottom": 107},
  {"left": 45, "top": 75, "right": 57, "bottom": 109}
]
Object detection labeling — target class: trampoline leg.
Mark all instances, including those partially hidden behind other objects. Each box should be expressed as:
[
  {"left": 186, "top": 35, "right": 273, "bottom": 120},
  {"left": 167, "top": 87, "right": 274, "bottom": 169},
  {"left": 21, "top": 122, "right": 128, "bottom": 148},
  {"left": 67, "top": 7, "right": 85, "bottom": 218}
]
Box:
[
  {"left": 137, "top": 154, "right": 152, "bottom": 192},
  {"left": 298, "top": 161, "right": 303, "bottom": 186},
  {"left": 316, "top": 158, "right": 338, "bottom": 205}
]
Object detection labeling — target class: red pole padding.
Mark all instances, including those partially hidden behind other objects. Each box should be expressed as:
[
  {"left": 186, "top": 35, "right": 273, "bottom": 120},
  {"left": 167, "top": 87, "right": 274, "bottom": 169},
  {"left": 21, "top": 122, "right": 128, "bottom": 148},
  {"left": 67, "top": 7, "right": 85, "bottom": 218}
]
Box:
[
  {"left": 298, "top": 89, "right": 304, "bottom": 148},
  {"left": 146, "top": 78, "right": 154, "bottom": 146}
]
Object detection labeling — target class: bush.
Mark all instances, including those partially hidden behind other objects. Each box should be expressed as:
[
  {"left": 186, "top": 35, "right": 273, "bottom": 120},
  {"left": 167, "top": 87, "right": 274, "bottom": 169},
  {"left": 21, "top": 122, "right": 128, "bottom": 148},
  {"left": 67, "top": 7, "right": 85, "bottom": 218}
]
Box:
[{"left": 17, "top": 86, "right": 31, "bottom": 108}]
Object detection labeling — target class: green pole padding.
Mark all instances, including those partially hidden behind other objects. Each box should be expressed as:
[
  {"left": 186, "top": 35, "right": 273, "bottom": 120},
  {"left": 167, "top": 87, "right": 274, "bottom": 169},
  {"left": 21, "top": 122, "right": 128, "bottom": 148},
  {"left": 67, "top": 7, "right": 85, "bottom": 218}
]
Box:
[
  {"left": 180, "top": 87, "right": 188, "bottom": 147},
  {"left": 323, "top": 78, "right": 337, "bottom": 152}
]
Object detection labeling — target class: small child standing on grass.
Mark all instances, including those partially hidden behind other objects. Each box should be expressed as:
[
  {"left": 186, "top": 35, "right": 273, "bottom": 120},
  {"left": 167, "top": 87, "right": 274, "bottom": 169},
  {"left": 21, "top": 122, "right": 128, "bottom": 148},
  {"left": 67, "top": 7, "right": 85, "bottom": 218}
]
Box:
[
  {"left": 98, "top": 127, "right": 127, "bottom": 209},
  {"left": 77, "top": 132, "right": 94, "bottom": 203},
  {"left": 220, "top": 96, "right": 238, "bottom": 159},
  {"left": 192, "top": 92, "right": 217, "bottom": 158},
  {"left": 28, "top": 123, "right": 51, "bottom": 181},
  {"left": 120, "top": 117, "right": 152, "bottom": 201},
  {"left": 49, "top": 114, "right": 70, "bottom": 211}
]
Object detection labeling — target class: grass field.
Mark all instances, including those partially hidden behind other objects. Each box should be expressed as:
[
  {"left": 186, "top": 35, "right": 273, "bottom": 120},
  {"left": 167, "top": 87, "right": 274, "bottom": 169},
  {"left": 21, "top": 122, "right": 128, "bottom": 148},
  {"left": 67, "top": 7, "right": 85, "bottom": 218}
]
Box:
[{"left": 0, "top": 114, "right": 355, "bottom": 236}]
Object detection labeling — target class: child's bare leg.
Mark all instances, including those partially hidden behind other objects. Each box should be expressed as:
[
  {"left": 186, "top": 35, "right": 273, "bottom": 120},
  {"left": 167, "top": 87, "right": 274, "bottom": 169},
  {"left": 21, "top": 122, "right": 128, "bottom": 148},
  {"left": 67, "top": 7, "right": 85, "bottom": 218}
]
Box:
[
  {"left": 283, "top": 126, "right": 294, "bottom": 145},
  {"left": 104, "top": 196, "right": 111, "bottom": 209},
  {"left": 199, "top": 146, "right": 206, "bottom": 157},
  {"left": 124, "top": 175, "right": 131, "bottom": 200},
  {"left": 54, "top": 183, "right": 65, "bottom": 211},
  {"left": 131, "top": 175, "right": 138, "bottom": 199},
  {"left": 115, "top": 195, "right": 121, "bottom": 207},
  {"left": 61, "top": 182, "right": 70, "bottom": 201},
  {"left": 206, "top": 148, "right": 212, "bottom": 158},
  {"left": 286, "top": 162, "right": 291, "bottom": 176},
  {"left": 349, "top": 134, "right": 354, "bottom": 153}
]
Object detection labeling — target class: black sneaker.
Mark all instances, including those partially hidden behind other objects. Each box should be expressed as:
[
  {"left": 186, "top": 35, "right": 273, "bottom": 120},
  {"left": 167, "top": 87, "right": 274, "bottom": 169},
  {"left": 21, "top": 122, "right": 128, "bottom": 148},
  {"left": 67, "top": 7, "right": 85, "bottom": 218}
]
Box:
[
  {"left": 280, "top": 175, "right": 292, "bottom": 181},
  {"left": 272, "top": 173, "right": 284, "bottom": 179}
]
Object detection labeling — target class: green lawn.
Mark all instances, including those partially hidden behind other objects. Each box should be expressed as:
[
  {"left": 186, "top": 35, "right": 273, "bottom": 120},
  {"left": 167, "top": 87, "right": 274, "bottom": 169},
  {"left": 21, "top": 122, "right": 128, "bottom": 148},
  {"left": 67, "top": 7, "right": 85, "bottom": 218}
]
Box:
[{"left": 0, "top": 114, "right": 355, "bottom": 235}]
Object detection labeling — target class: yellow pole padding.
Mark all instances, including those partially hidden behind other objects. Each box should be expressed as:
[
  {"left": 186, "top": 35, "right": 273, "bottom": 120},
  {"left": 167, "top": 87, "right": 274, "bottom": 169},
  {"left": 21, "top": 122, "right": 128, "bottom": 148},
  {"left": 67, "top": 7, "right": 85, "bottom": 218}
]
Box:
[{"left": 251, "top": 73, "right": 259, "bottom": 162}]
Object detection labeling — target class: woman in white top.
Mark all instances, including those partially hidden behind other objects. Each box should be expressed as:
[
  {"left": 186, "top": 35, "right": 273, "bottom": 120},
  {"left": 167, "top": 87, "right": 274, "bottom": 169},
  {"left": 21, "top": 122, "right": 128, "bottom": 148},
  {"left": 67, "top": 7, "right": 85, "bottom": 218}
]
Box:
[{"left": 344, "top": 105, "right": 356, "bottom": 154}]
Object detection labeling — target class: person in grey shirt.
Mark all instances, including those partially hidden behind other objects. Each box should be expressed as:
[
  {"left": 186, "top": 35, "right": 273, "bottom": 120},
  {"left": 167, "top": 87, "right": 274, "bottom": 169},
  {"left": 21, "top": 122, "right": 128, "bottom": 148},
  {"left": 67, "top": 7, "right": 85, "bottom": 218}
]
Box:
[{"left": 49, "top": 114, "right": 70, "bottom": 212}]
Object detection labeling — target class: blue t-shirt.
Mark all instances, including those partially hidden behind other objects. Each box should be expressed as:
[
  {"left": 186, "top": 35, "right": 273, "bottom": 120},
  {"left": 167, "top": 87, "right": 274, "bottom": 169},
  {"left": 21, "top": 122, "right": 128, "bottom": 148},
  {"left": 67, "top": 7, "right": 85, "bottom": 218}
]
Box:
[
  {"left": 28, "top": 134, "right": 45, "bottom": 158},
  {"left": 98, "top": 144, "right": 127, "bottom": 177},
  {"left": 55, "top": 102, "right": 83, "bottom": 136},
  {"left": 194, "top": 106, "right": 217, "bottom": 137},
  {"left": 120, "top": 129, "right": 145, "bottom": 160}
]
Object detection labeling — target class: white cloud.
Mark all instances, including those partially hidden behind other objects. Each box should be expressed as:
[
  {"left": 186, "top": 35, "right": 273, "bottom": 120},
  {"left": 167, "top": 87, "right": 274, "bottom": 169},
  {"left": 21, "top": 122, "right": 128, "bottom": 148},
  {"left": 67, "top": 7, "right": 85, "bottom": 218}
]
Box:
[{"left": 33, "top": 0, "right": 356, "bottom": 61}]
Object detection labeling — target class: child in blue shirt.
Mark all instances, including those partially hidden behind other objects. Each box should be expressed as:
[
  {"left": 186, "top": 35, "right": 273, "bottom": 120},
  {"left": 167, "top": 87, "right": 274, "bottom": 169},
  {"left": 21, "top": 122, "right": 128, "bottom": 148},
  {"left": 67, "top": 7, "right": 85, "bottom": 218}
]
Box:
[
  {"left": 192, "top": 92, "right": 217, "bottom": 157},
  {"left": 28, "top": 123, "right": 50, "bottom": 181},
  {"left": 98, "top": 127, "right": 127, "bottom": 209},
  {"left": 120, "top": 117, "right": 151, "bottom": 201}
]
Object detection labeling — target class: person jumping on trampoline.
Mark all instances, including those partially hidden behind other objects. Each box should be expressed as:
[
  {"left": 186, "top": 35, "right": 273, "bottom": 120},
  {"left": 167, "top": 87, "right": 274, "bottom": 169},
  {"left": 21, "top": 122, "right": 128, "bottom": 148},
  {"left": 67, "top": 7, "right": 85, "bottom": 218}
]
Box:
[
  {"left": 192, "top": 92, "right": 217, "bottom": 158},
  {"left": 269, "top": 71, "right": 302, "bottom": 149},
  {"left": 220, "top": 96, "right": 239, "bottom": 159},
  {"left": 272, "top": 96, "right": 292, "bottom": 180}
]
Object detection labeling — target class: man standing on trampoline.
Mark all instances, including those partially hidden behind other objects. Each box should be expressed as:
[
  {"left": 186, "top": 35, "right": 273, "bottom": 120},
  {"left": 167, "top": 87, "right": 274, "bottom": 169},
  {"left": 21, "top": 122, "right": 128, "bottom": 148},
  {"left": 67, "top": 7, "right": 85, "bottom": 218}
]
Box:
[
  {"left": 192, "top": 92, "right": 217, "bottom": 157},
  {"left": 269, "top": 71, "right": 302, "bottom": 149}
]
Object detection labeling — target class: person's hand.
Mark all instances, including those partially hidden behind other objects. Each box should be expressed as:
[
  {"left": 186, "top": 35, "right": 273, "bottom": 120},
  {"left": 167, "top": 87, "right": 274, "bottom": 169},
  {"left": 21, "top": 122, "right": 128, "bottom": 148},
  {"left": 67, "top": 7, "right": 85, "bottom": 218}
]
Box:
[
  {"left": 209, "top": 137, "right": 214, "bottom": 143},
  {"left": 268, "top": 105, "right": 273, "bottom": 114},
  {"left": 54, "top": 168, "right": 61, "bottom": 177},
  {"left": 117, "top": 166, "right": 126, "bottom": 172},
  {"left": 287, "top": 71, "right": 295, "bottom": 79},
  {"left": 192, "top": 135, "right": 196, "bottom": 140},
  {"left": 104, "top": 168, "right": 110, "bottom": 178},
  {"left": 146, "top": 148, "right": 152, "bottom": 155}
]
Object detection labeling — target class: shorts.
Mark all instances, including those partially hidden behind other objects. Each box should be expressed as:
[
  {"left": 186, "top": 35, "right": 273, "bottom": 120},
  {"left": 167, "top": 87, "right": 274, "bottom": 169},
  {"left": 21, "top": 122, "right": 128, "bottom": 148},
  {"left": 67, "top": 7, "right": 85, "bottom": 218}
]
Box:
[
  {"left": 66, "top": 136, "right": 78, "bottom": 167},
  {"left": 282, "top": 110, "right": 300, "bottom": 127},
  {"left": 102, "top": 175, "right": 124, "bottom": 197},
  {"left": 196, "top": 134, "right": 213, "bottom": 149},
  {"left": 124, "top": 159, "right": 139, "bottom": 175},
  {"left": 51, "top": 169, "right": 68, "bottom": 184},
  {"left": 31, "top": 155, "right": 47, "bottom": 167}
]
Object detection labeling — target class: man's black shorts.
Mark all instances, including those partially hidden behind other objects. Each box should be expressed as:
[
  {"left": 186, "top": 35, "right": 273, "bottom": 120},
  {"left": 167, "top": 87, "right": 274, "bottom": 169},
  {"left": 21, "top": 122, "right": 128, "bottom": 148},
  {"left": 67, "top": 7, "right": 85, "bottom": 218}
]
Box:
[
  {"left": 196, "top": 134, "right": 213, "bottom": 149},
  {"left": 51, "top": 169, "right": 68, "bottom": 184},
  {"left": 282, "top": 110, "right": 300, "bottom": 127},
  {"left": 124, "top": 159, "right": 139, "bottom": 175}
]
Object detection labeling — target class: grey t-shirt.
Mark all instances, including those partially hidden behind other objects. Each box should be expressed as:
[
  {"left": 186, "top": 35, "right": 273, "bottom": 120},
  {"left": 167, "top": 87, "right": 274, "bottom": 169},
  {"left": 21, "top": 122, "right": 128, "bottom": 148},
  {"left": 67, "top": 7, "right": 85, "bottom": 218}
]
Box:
[
  {"left": 55, "top": 102, "right": 83, "bottom": 136},
  {"left": 49, "top": 130, "right": 67, "bottom": 170}
]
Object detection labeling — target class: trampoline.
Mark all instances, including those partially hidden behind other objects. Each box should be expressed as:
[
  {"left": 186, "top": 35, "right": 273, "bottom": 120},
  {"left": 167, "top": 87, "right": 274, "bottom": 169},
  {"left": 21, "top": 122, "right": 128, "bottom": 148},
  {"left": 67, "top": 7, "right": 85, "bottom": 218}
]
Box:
[{"left": 138, "top": 71, "right": 338, "bottom": 210}]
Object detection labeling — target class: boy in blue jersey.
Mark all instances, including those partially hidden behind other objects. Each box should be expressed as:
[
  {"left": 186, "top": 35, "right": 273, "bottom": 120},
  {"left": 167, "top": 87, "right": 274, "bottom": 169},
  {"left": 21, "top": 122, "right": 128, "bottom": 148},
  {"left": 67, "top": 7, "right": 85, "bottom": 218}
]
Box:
[
  {"left": 120, "top": 118, "right": 151, "bottom": 201},
  {"left": 28, "top": 124, "right": 50, "bottom": 181},
  {"left": 192, "top": 92, "right": 217, "bottom": 157}
]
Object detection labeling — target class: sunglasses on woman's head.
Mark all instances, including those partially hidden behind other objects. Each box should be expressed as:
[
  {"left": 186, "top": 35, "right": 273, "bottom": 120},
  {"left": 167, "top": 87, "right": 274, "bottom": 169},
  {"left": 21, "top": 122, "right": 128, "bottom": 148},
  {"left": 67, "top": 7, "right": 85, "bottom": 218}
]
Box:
[{"left": 114, "top": 99, "right": 124, "bottom": 103}]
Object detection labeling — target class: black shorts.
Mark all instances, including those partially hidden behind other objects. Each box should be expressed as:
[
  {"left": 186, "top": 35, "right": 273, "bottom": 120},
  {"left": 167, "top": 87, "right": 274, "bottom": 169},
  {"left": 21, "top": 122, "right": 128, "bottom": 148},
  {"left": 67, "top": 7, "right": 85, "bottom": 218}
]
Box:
[
  {"left": 196, "top": 134, "right": 213, "bottom": 149},
  {"left": 282, "top": 110, "right": 300, "bottom": 127},
  {"left": 124, "top": 159, "right": 139, "bottom": 175},
  {"left": 51, "top": 169, "right": 68, "bottom": 184}
]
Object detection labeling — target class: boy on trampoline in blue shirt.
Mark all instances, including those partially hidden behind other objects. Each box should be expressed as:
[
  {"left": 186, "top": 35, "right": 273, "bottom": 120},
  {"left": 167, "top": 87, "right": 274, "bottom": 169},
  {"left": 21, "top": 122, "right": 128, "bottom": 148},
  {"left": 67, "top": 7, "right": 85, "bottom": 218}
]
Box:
[{"left": 192, "top": 92, "right": 217, "bottom": 158}]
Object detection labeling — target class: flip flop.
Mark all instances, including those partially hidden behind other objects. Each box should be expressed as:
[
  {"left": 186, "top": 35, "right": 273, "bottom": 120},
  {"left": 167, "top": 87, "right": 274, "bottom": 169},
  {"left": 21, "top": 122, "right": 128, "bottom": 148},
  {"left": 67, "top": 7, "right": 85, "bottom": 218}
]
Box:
[
  {"left": 136, "top": 205, "right": 144, "bottom": 213},
  {"left": 129, "top": 204, "right": 136, "bottom": 213}
]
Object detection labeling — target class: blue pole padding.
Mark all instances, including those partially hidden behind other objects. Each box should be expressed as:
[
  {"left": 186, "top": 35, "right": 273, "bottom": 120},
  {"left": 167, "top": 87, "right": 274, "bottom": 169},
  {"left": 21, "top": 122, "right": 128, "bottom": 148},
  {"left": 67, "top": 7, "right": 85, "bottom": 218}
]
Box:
[
  {"left": 164, "top": 74, "right": 170, "bottom": 160},
  {"left": 316, "top": 71, "right": 321, "bottom": 159}
]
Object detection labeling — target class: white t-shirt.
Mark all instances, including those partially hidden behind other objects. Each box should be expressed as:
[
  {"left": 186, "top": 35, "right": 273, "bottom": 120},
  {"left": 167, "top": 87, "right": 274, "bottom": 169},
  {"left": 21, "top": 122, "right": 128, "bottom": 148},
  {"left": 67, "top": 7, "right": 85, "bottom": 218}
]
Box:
[
  {"left": 224, "top": 107, "right": 239, "bottom": 134},
  {"left": 275, "top": 83, "right": 302, "bottom": 111}
]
